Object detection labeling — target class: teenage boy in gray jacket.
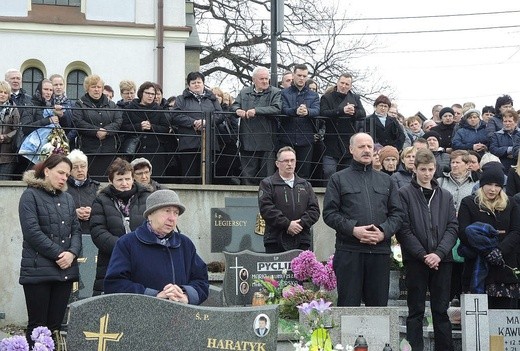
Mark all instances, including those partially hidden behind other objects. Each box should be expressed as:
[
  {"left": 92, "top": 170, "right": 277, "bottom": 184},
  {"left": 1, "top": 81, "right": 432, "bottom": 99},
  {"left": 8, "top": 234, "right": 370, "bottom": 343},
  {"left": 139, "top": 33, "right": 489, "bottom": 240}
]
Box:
[{"left": 397, "top": 148, "right": 458, "bottom": 351}]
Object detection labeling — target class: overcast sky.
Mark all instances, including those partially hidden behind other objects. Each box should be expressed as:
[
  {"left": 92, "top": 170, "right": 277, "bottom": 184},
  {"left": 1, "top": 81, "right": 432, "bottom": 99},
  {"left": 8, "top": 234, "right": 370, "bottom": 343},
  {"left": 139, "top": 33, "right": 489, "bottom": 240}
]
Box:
[{"left": 336, "top": 0, "right": 520, "bottom": 117}]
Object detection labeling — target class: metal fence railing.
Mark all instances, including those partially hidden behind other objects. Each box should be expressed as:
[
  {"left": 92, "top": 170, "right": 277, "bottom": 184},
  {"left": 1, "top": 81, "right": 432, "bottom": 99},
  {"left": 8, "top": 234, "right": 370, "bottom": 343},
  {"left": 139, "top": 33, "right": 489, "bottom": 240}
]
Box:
[{"left": 0, "top": 105, "right": 362, "bottom": 186}]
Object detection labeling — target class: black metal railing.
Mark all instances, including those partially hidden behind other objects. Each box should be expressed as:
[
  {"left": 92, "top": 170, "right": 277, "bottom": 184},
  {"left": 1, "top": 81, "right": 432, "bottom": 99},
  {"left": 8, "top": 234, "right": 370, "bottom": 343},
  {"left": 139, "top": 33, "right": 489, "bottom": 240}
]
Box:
[{"left": 0, "top": 105, "right": 362, "bottom": 186}]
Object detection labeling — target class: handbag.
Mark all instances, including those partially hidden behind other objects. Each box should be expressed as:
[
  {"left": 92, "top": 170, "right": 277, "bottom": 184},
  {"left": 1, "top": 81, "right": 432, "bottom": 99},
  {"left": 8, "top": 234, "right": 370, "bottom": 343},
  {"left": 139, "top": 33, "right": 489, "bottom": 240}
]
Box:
[{"left": 120, "top": 134, "right": 141, "bottom": 154}]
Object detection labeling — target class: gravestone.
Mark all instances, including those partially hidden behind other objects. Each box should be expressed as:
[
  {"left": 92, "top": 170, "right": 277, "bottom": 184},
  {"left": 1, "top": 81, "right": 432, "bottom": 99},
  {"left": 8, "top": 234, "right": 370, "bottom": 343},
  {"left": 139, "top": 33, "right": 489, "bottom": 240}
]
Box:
[
  {"left": 489, "top": 309, "right": 520, "bottom": 351},
  {"left": 461, "top": 293, "right": 489, "bottom": 351},
  {"left": 211, "top": 197, "right": 264, "bottom": 253},
  {"left": 222, "top": 250, "right": 301, "bottom": 306},
  {"left": 70, "top": 234, "right": 97, "bottom": 301},
  {"left": 322, "top": 307, "right": 400, "bottom": 350},
  {"left": 66, "top": 293, "right": 279, "bottom": 350}
]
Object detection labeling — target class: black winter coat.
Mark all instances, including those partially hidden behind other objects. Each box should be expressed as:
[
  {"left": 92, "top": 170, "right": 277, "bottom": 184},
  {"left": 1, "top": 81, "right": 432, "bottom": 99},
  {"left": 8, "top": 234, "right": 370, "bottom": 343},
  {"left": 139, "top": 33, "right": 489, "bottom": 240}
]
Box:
[
  {"left": 323, "top": 160, "right": 404, "bottom": 253},
  {"left": 66, "top": 176, "right": 100, "bottom": 234},
  {"left": 458, "top": 194, "right": 520, "bottom": 286},
  {"left": 121, "top": 99, "right": 170, "bottom": 153},
  {"left": 320, "top": 90, "right": 366, "bottom": 160},
  {"left": 89, "top": 183, "right": 151, "bottom": 293},
  {"left": 172, "top": 88, "right": 224, "bottom": 151},
  {"left": 18, "top": 171, "right": 82, "bottom": 285},
  {"left": 430, "top": 122, "right": 455, "bottom": 150},
  {"left": 72, "top": 94, "right": 122, "bottom": 154},
  {"left": 258, "top": 171, "right": 320, "bottom": 250},
  {"left": 397, "top": 178, "right": 458, "bottom": 262},
  {"left": 364, "top": 113, "right": 405, "bottom": 150}
]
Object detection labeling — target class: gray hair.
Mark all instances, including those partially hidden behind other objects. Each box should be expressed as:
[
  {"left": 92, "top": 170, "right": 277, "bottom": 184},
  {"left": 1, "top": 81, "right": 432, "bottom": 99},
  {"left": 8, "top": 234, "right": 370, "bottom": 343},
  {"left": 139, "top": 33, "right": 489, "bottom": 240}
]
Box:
[
  {"left": 4, "top": 69, "right": 21, "bottom": 80},
  {"left": 252, "top": 66, "right": 269, "bottom": 78},
  {"left": 67, "top": 149, "right": 88, "bottom": 165}
]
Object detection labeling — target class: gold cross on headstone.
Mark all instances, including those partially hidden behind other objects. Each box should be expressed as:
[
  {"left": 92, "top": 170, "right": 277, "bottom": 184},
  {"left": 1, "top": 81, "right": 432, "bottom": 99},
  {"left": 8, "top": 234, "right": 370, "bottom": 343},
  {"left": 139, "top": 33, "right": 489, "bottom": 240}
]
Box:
[{"left": 83, "top": 314, "right": 123, "bottom": 351}]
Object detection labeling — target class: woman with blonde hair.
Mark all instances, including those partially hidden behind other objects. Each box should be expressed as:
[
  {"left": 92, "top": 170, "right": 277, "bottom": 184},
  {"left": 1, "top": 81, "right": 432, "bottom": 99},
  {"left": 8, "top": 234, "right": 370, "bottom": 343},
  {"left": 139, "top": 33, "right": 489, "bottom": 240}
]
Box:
[
  {"left": 458, "top": 162, "right": 520, "bottom": 309},
  {"left": 72, "top": 74, "right": 122, "bottom": 180},
  {"left": 391, "top": 146, "right": 416, "bottom": 188},
  {"left": 0, "top": 80, "right": 20, "bottom": 179}
]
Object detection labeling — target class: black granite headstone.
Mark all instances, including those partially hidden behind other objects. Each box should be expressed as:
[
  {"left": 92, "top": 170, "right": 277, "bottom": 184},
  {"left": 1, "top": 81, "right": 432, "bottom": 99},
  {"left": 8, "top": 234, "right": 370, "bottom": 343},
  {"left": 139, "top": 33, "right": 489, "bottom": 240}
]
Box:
[
  {"left": 66, "top": 294, "right": 279, "bottom": 350},
  {"left": 222, "top": 250, "right": 302, "bottom": 306},
  {"left": 211, "top": 197, "right": 265, "bottom": 253}
]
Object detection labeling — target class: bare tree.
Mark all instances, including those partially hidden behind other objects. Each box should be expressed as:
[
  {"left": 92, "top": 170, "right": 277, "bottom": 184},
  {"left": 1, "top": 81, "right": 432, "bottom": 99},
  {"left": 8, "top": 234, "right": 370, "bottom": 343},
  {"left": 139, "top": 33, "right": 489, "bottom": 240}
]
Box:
[{"left": 193, "top": 0, "right": 391, "bottom": 100}]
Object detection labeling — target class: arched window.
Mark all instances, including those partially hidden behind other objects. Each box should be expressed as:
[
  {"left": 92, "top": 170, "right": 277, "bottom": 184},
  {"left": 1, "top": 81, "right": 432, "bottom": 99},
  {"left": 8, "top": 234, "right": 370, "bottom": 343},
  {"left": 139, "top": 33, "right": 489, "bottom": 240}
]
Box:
[
  {"left": 67, "top": 69, "right": 87, "bottom": 101},
  {"left": 22, "top": 67, "right": 44, "bottom": 96},
  {"left": 32, "top": 0, "right": 80, "bottom": 6}
]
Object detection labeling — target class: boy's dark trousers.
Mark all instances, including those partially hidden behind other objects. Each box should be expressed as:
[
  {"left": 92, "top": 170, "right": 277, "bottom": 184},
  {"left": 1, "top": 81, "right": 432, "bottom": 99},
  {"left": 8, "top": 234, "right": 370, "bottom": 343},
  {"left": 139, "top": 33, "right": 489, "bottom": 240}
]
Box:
[{"left": 405, "top": 260, "right": 453, "bottom": 351}]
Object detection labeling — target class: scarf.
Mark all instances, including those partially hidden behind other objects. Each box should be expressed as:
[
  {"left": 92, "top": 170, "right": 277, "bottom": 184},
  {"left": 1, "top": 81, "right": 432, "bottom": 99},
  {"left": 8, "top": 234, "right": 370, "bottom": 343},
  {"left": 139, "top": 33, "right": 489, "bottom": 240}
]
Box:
[
  {"left": 110, "top": 184, "right": 137, "bottom": 215},
  {"left": 54, "top": 94, "right": 69, "bottom": 106},
  {"left": 189, "top": 90, "right": 205, "bottom": 103},
  {"left": 0, "top": 101, "right": 11, "bottom": 123},
  {"left": 86, "top": 94, "right": 104, "bottom": 108}
]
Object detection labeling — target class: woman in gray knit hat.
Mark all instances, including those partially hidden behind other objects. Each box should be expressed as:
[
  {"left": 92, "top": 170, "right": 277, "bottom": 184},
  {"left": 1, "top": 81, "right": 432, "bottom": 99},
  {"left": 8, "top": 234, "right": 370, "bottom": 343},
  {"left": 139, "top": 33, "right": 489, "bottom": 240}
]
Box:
[{"left": 104, "top": 189, "right": 209, "bottom": 304}]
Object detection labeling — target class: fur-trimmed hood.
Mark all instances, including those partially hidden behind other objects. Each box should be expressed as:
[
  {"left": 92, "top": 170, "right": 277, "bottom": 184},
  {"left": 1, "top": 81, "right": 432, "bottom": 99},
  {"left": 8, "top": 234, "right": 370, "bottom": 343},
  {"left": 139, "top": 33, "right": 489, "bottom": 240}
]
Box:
[{"left": 22, "top": 170, "right": 68, "bottom": 193}]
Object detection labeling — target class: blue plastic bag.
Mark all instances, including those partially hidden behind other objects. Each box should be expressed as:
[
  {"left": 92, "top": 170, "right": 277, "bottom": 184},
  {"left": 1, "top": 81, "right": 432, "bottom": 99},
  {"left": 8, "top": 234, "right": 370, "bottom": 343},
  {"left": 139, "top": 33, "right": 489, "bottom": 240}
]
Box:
[{"left": 18, "top": 124, "right": 54, "bottom": 164}]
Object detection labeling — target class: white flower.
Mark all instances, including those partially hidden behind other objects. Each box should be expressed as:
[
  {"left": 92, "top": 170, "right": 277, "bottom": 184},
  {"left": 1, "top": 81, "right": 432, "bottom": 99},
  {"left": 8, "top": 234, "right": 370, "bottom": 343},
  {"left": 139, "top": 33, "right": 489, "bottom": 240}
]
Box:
[
  {"left": 391, "top": 243, "right": 403, "bottom": 263},
  {"left": 334, "top": 344, "right": 344, "bottom": 350}
]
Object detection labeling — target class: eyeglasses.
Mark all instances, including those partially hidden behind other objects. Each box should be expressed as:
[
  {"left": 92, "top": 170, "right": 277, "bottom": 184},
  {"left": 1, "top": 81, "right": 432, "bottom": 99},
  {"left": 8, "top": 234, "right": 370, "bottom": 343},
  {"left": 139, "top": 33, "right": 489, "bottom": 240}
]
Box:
[
  {"left": 72, "top": 164, "right": 87, "bottom": 170},
  {"left": 143, "top": 91, "right": 156, "bottom": 96},
  {"left": 134, "top": 170, "right": 150, "bottom": 176},
  {"left": 276, "top": 159, "right": 296, "bottom": 164}
]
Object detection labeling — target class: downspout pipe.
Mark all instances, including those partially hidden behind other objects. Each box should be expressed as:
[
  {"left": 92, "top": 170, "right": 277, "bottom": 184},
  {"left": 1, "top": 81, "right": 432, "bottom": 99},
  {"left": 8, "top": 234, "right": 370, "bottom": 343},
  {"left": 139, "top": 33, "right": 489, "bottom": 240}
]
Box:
[{"left": 157, "top": 0, "right": 164, "bottom": 87}]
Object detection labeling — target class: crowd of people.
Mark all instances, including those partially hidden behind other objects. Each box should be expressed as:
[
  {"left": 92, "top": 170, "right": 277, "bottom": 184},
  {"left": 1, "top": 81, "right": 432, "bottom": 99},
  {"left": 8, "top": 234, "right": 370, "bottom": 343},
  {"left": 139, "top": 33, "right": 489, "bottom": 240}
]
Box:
[
  {"left": 9, "top": 63, "right": 520, "bottom": 350},
  {"left": 5, "top": 64, "right": 520, "bottom": 187}
]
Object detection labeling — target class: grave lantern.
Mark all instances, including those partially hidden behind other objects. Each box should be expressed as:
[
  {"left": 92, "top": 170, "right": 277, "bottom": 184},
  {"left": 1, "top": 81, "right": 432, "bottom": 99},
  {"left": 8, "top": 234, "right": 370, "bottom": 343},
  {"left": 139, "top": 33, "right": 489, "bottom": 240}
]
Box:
[{"left": 354, "top": 334, "right": 368, "bottom": 351}]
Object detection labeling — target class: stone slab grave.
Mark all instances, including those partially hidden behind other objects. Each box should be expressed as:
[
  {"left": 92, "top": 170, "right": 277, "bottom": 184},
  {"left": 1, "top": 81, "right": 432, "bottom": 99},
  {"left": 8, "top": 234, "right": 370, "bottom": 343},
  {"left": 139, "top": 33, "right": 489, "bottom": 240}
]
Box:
[
  {"left": 461, "top": 293, "right": 520, "bottom": 351},
  {"left": 319, "top": 307, "right": 400, "bottom": 350},
  {"left": 489, "top": 309, "right": 520, "bottom": 351},
  {"left": 211, "top": 197, "right": 264, "bottom": 253},
  {"left": 461, "top": 294, "right": 489, "bottom": 351},
  {"left": 66, "top": 293, "right": 279, "bottom": 350},
  {"left": 222, "top": 249, "right": 302, "bottom": 306}
]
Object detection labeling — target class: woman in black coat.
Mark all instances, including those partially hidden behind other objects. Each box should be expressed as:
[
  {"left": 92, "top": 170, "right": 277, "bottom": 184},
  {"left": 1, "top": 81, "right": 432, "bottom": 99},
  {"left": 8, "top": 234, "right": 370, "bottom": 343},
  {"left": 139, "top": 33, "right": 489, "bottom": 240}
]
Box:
[
  {"left": 171, "top": 72, "right": 223, "bottom": 184},
  {"left": 89, "top": 157, "right": 151, "bottom": 295},
  {"left": 121, "top": 81, "right": 170, "bottom": 177},
  {"left": 458, "top": 162, "right": 520, "bottom": 309},
  {"left": 18, "top": 154, "right": 82, "bottom": 346},
  {"left": 72, "top": 75, "right": 122, "bottom": 181}
]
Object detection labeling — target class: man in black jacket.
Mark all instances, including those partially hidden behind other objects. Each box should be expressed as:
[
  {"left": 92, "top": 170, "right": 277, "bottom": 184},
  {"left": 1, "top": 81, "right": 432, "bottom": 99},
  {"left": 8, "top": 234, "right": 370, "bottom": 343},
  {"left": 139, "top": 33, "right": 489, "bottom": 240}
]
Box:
[
  {"left": 323, "top": 133, "right": 403, "bottom": 306},
  {"left": 396, "top": 149, "right": 457, "bottom": 351},
  {"left": 320, "top": 73, "right": 366, "bottom": 180},
  {"left": 258, "top": 146, "right": 320, "bottom": 253}
]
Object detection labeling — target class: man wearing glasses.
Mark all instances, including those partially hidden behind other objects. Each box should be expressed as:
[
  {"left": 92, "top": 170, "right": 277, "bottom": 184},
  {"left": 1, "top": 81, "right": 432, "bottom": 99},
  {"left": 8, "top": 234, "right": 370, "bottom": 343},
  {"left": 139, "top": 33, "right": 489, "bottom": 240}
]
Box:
[{"left": 258, "top": 146, "right": 320, "bottom": 253}]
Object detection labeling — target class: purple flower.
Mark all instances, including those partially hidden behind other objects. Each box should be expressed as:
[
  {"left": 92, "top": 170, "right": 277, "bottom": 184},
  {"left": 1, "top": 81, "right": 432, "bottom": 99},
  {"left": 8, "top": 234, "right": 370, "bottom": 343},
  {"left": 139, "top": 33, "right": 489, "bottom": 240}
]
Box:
[
  {"left": 297, "top": 302, "right": 313, "bottom": 315},
  {"left": 31, "top": 343, "right": 49, "bottom": 351},
  {"left": 291, "top": 250, "right": 320, "bottom": 281},
  {"left": 0, "top": 335, "right": 29, "bottom": 351},
  {"left": 310, "top": 298, "right": 332, "bottom": 314},
  {"left": 33, "top": 336, "right": 53, "bottom": 351},
  {"left": 30, "top": 327, "right": 51, "bottom": 342}
]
